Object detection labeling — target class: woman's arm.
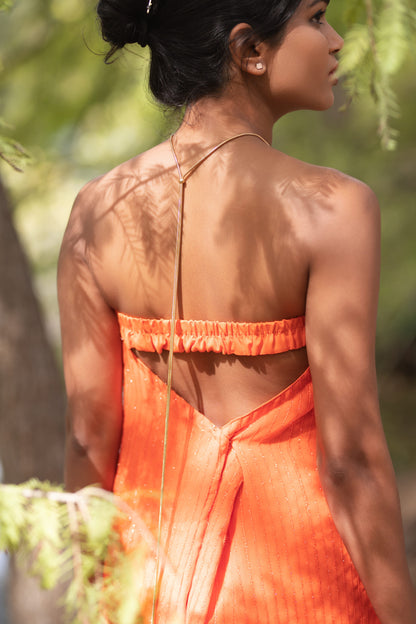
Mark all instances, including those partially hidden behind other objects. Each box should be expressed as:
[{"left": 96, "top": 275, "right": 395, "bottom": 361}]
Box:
[
  {"left": 305, "top": 178, "right": 416, "bottom": 624},
  {"left": 58, "top": 190, "right": 123, "bottom": 492}
]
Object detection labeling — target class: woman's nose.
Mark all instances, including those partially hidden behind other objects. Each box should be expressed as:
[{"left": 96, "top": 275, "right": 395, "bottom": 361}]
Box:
[{"left": 329, "top": 25, "right": 344, "bottom": 54}]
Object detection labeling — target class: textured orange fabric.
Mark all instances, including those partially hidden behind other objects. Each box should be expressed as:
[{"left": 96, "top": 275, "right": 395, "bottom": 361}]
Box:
[
  {"left": 117, "top": 313, "right": 306, "bottom": 356},
  {"left": 113, "top": 313, "right": 380, "bottom": 624}
]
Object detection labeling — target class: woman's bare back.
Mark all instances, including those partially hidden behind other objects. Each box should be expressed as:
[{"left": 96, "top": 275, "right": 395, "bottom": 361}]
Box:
[{"left": 74, "top": 133, "right": 347, "bottom": 426}]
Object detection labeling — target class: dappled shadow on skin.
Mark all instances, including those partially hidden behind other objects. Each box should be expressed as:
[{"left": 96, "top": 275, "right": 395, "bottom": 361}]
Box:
[
  {"left": 60, "top": 135, "right": 342, "bottom": 426},
  {"left": 59, "top": 154, "right": 181, "bottom": 362},
  {"left": 87, "top": 159, "right": 181, "bottom": 313},
  {"left": 215, "top": 161, "right": 341, "bottom": 320}
]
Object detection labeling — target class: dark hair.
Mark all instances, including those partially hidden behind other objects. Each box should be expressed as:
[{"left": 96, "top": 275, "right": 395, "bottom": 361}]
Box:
[{"left": 97, "top": 0, "right": 302, "bottom": 108}]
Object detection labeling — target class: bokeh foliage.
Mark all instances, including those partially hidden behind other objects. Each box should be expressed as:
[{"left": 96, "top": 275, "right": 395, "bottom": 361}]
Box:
[
  {"left": 340, "top": 0, "right": 416, "bottom": 149},
  {"left": 0, "top": 481, "right": 157, "bottom": 624}
]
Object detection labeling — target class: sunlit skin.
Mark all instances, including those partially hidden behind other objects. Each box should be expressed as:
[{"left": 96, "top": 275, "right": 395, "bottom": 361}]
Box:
[
  {"left": 262, "top": 0, "right": 344, "bottom": 114},
  {"left": 58, "top": 0, "right": 416, "bottom": 622}
]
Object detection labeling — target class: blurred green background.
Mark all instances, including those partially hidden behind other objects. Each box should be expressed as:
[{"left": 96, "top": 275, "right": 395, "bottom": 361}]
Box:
[{"left": 0, "top": 0, "right": 415, "bottom": 470}]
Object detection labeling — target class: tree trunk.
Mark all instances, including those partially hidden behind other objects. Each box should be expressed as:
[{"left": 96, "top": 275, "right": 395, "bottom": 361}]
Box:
[
  {"left": 0, "top": 176, "right": 65, "bottom": 483},
  {"left": 0, "top": 175, "right": 66, "bottom": 623}
]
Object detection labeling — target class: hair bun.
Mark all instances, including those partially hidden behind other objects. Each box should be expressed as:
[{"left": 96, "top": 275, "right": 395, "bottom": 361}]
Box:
[
  {"left": 124, "top": 19, "right": 148, "bottom": 47},
  {"left": 97, "top": 0, "right": 150, "bottom": 50}
]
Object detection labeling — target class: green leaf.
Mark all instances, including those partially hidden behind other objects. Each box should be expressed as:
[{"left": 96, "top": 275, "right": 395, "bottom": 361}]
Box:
[
  {"left": 105, "top": 548, "right": 151, "bottom": 624},
  {"left": 82, "top": 495, "right": 118, "bottom": 557},
  {"left": 377, "top": 1, "right": 411, "bottom": 75},
  {"left": 0, "top": 486, "right": 26, "bottom": 551},
  {"left": 339, "top": 24, "right": 372, "bottom": 75}
]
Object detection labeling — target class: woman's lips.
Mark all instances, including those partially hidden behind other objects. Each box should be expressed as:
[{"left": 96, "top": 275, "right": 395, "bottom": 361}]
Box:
[
  {"left": 329, "top": 62, "right": 339, "bottom": 76},
  {"left": 329, "top": 63, "right": 339, "bottom": 84}
]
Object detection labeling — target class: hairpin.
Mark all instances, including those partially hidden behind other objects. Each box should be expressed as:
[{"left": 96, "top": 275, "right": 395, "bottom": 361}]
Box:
[{"left": 146, "top": 0, "right": 153, "bottom": 14}]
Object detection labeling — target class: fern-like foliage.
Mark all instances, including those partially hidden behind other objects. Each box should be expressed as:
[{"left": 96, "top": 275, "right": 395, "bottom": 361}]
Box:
[
  {"left": 340, "top": 0, "right": 416, "bottom": 149},
  {"left": 0, "top": 481, "right": 162, "bottom": 624}
]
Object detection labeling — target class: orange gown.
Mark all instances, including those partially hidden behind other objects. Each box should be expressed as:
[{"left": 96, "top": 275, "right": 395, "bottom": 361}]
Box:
[{"left": 113, "top": 313, "right": 380, "bottom": 623}]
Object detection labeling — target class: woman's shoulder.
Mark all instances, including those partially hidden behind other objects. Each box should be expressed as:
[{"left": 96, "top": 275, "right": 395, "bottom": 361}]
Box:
[
  {"left": 287, "top": 159, "right": 380, "bottom": 257},
  {"left": 77, "top": 142, "right": 168, "bottom": 206},
  {"left": 270, "top": 148, "right": 375, "bottom": 199},
  {"left": 297, "top": 160, "right": 379, "bottom": 226},
  {"left": 65, "top": 141, "right": 170, "bottom": 234},
  {"left": 255, "top": 149, "right": 380, "bottom": 259},
  {"left": 266, "top": 149, "right": 379, "bottom": 221}
]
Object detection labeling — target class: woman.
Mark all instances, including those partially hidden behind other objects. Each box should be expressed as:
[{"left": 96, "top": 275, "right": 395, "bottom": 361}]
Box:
[{"left": 58, "top": 0, "right": 416, "bottom": 622}]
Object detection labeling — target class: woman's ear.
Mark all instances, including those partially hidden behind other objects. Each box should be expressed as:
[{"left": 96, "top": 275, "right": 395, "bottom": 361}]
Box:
[{"left": 229, "top": 23, "right": 267, "bottom": 76}]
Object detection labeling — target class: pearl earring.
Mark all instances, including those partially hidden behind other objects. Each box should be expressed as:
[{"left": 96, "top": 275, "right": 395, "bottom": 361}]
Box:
[{"left": 256, "top": 62, "right": 264, "bottom": 70}]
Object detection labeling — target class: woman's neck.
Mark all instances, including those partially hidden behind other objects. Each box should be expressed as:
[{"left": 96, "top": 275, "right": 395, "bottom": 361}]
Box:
[{"left": 179, "top": 81, "right": 275, "bottom": 146}]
